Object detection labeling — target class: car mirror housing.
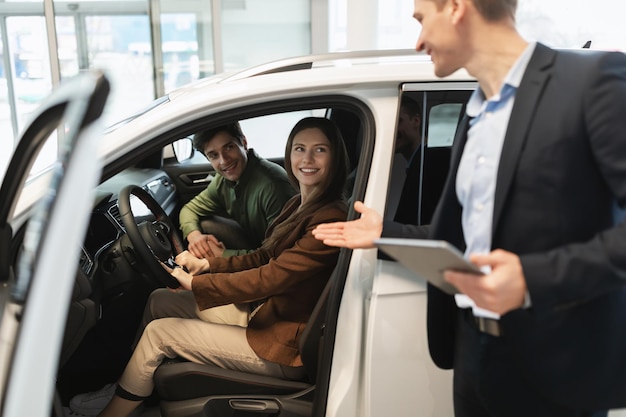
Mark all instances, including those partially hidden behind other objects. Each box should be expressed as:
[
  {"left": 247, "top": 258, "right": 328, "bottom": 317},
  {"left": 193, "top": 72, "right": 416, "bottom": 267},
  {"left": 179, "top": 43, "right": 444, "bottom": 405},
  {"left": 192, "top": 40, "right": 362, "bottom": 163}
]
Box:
[{"left": 171, "top": 137, "right": 194, "bottom": 162}]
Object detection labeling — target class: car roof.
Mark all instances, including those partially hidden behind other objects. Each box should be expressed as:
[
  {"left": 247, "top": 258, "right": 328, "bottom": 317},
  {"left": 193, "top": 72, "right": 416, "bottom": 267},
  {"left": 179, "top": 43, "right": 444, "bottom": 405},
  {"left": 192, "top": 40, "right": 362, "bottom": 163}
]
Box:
[
  {"left": 173, "top": 48, "right": 472, "bottom": 91},
  {"left": 214, "top": 49, "right": 441, "bottom": 82},
  {"left": 101, "top": 49, "right": 474, "bottom": 161}
]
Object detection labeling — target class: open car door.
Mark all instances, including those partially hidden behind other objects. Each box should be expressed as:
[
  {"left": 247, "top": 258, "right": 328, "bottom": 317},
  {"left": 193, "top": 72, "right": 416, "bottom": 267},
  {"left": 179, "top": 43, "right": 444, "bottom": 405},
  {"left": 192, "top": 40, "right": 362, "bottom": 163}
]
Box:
[{"left": 0, "top": 71, "right": 109, "bottom": 417}]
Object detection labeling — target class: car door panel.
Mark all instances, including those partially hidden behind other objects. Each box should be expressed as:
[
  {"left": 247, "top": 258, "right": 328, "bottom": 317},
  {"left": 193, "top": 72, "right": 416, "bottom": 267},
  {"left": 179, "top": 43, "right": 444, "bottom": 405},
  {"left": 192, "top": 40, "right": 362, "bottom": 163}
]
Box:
[
  {"left": 332, "top": 85, "right": 474, "bottom": 417},
  {"left": 0, "top": 70, "right": 109, "bottom": 417},
  {"left": 163, "top": 163, "right": 217, "bottom": 205},
  {"left": 365, "top": 260, "right": 454, "bottom": 416}
]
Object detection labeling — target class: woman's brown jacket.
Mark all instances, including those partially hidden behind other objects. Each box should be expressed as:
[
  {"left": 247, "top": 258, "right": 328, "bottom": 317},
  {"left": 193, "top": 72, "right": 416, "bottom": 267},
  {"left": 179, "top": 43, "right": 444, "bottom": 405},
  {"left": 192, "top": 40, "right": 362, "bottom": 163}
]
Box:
[{"left": 191, "top": 196, "right": 347, "bottom": 367}]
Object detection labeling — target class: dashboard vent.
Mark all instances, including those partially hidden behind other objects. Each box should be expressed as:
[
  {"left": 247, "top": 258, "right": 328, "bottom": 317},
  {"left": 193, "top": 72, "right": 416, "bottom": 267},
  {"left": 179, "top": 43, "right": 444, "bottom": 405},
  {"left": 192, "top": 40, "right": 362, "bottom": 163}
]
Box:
[
  {"left": 108, "top": 204, "right": 124, "bottom": 230},
  {"left": 79, "top": 248, "right": 93, "bottom": 275}
]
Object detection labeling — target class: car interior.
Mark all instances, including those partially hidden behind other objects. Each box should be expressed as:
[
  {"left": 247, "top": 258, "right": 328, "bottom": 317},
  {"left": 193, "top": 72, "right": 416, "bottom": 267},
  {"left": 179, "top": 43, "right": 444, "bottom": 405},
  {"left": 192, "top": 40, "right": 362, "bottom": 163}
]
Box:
[{"left": 45, "top": 98, "right": 374, "bottom": 417}]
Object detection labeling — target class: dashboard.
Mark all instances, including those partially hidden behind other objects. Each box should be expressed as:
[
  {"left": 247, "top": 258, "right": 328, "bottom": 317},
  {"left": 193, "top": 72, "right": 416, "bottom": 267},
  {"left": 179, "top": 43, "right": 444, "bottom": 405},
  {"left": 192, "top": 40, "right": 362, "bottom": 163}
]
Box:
[
  {"left": 55, "top": 167, "right": 180, "bottom": 374},
  {"left": 79, "top": 167, "right": 178, "bottom": 298}
]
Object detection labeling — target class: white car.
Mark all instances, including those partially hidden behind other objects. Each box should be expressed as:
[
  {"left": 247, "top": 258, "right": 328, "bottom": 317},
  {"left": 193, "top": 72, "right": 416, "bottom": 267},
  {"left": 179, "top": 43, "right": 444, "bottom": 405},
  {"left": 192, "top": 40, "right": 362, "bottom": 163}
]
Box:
[{"left": 0, "top": 49, "right": 477, "bottom": 417}]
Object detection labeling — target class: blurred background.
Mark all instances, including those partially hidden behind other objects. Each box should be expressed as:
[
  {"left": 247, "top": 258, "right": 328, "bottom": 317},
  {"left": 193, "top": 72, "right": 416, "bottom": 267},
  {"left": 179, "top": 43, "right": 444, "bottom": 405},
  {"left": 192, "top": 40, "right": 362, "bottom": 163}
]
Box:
[{"left": 1, "top": 0, "right": 623, "bottom": 180}]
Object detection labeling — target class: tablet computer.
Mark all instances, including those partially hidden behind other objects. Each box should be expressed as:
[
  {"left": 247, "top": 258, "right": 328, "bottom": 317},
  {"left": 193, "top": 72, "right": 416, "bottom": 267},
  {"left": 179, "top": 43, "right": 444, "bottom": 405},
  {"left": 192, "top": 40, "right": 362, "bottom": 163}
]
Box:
[{"left": 374, "top": 238, "right": 483, "bottom": 295}]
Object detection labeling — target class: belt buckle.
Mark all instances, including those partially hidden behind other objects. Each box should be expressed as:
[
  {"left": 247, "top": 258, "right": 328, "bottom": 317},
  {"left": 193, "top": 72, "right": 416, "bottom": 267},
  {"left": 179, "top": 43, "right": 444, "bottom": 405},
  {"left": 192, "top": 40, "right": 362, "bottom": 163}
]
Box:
[{"left": 474, "top": 316, "right": 502, "bottom": 337}]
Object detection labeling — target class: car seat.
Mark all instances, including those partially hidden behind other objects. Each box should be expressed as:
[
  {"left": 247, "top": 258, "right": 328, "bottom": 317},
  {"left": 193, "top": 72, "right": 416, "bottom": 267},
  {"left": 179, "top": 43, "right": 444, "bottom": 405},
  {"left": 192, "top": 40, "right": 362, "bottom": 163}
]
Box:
[{"left": 153, "top": 272, "right": 334, "bottom": 417}]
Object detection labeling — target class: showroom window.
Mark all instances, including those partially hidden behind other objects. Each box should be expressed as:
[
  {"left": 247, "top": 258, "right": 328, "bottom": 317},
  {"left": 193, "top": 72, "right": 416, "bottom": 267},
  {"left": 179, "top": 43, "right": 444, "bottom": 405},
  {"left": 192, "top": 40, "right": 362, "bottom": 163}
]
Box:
[
  {"left": 222, "top": 0, "right": 310, "bottom": 70},
  {"left": 0, "top": 0, "right": 313, "bottom": 180}
]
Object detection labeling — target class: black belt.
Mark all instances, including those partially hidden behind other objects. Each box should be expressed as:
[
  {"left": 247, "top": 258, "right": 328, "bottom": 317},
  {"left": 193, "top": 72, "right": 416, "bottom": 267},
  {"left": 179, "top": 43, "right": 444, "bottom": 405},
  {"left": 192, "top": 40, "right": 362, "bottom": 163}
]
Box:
[{"left": 464, "top": 308, "right": 502, "bottom": 337}]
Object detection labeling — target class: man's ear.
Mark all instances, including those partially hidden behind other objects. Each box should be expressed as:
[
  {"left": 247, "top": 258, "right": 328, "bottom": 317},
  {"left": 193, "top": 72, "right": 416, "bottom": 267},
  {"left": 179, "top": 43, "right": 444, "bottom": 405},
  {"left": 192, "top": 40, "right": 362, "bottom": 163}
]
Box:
[
  {"left": 242, "top": 137, "right": 248, "bottom": 150},
  {"left": 450, "top": 0, "right": 467, "bottom": 25}
]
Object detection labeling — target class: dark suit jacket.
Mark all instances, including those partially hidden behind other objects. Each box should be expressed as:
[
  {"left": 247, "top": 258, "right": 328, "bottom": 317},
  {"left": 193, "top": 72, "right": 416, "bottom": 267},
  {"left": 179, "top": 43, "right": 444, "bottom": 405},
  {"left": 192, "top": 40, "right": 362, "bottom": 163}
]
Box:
[{"left": 426, "top": 44, "right": 626, "bottom": 410}]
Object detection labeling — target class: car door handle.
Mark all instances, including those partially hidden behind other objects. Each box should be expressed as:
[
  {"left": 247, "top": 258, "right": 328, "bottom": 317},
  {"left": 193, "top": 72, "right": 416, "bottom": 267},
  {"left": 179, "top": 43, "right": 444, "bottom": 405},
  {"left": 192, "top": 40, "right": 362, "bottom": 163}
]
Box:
[
  {"left": 192, "top": 174, "right": 214, "bottom": 184},
  {"left": 180, "top": 173, "right": 215, "bottom": 186},
  {"left": 228, "top": 399, "right": 280, "bottom": 413}
]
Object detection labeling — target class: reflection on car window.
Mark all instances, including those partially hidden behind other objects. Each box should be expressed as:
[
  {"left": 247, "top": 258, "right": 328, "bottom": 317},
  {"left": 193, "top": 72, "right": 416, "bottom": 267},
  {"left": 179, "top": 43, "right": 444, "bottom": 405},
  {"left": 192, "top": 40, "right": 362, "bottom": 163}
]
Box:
[{"left": 428, "top": 103, "right": 464, "bottom": 148}]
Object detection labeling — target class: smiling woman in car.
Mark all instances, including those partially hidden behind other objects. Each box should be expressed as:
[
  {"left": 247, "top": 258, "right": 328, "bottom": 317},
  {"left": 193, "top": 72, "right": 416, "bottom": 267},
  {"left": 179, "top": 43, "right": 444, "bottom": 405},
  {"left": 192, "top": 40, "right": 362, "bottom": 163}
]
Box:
[{"left": 75, "top": 117, "right": 349, "bottom": 417}]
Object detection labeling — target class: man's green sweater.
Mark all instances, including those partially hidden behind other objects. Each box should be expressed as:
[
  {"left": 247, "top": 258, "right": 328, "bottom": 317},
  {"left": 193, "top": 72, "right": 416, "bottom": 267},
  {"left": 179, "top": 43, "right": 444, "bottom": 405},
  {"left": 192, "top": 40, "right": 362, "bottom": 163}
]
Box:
[{"left": 179, "top": 149, "right": 296, "bottom": 256}]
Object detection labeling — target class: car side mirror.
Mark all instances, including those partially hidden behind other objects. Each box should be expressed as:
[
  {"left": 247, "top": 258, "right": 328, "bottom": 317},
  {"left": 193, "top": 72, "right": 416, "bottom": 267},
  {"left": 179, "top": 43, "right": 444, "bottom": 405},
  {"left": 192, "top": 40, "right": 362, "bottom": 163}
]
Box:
[{"left": 167, "top": 137, "right": 194, "bottom": 162}]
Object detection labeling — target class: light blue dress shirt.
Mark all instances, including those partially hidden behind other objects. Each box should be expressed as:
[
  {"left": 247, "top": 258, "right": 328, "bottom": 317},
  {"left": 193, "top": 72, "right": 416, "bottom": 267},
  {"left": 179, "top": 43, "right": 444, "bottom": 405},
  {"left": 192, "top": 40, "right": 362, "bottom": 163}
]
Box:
[{"left": 454, "top": 42, "right": 536, "bottom": 318}]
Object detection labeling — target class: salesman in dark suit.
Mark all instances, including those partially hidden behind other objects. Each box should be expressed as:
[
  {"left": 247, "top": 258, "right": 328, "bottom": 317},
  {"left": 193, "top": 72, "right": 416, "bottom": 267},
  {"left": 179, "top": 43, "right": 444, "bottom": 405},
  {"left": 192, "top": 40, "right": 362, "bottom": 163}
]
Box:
[{"left": 313, "top": 0, "right": 626, "bottom": 416}]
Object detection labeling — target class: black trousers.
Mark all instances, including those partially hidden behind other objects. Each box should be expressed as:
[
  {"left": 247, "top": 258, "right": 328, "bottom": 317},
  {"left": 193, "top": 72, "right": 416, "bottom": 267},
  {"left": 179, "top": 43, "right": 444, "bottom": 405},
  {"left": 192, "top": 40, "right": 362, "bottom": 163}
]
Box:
[{"left": 453, "top": 309, "right": 608, "bottom": 417}]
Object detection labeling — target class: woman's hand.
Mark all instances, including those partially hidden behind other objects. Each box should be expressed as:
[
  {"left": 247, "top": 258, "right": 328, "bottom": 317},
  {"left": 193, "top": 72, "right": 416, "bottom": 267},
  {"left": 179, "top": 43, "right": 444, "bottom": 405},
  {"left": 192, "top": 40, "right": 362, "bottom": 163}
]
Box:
[
  {"left": 175, "top": 250, "right": 210, "bottom": 275},
  {"left": 170, "top": 266, "right": 194, "bottom": 290},
  {"left": 160, "top": 259, "right": 193, "bottom": 291}
]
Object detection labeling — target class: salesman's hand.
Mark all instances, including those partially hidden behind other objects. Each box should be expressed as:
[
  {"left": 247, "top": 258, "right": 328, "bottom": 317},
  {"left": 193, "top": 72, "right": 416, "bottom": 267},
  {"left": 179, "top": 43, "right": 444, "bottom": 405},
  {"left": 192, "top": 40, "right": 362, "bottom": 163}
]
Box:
[
  {"left": 175, "top": 250, "right": 210, "bottom": 275},
  {"left": 313, "top": 201, "right": 382, "bottom": 249},
  {"left": 186, "top": 230, "right": 221, "bottom": 258},
  {"left": 444, "top": 249, "right": 527, "bottom": 315}
]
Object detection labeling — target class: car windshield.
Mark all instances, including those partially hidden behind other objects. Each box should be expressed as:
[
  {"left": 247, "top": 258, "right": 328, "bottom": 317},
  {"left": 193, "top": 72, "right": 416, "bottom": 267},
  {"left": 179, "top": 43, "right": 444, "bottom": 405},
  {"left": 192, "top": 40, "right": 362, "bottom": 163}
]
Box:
[{"left": 104, "top": 95, "right": 170, "bottom": 134}]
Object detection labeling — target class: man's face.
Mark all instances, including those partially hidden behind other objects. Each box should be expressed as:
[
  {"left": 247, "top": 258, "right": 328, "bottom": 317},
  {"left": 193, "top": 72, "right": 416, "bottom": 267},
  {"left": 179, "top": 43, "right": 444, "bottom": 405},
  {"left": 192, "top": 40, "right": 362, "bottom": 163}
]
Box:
[
  {"left": 413, "top": 0, "right": 466, "bottom": 77},
  {"left": 203, "top": 131, "right": 248, "bottom": 182},
  {"left": 395, "top": 109, "right": 421, "bottom": 157}
]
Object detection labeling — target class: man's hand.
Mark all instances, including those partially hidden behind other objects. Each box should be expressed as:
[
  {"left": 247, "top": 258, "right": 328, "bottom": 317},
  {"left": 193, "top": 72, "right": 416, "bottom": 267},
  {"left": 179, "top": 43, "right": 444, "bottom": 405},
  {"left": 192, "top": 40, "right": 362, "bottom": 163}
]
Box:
[
  {"left": 207, "top": 239, "right": 226, "bottom": 258},
  {"left": 186, "top": 230, "right": 222, "bottom": 258},
  {"left": 175, "top": 250, "right": 210, "bottom": 275},
  {"left": 312, "top": 201, "right": 382, "bottom": 249},
  {"left": 444, "top": 249, "right": 527, "bottom": 315}
]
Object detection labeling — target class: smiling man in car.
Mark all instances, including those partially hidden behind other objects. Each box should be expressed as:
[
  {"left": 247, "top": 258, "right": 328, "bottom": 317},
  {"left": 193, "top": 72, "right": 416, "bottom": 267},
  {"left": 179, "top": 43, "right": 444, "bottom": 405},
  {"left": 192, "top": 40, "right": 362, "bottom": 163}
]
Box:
[{"left": 179, "top": 122, "right": 296, "bottom": 258}]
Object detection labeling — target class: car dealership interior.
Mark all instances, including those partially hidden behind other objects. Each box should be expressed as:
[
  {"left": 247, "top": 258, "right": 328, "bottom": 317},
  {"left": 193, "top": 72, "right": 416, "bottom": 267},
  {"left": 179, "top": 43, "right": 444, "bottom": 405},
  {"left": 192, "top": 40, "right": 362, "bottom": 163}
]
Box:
[
  {"left": 0, "top": 0, "right": 624, "bottom": 180},
  {"left": 1, "top": 1, "right": 626, "bottom": 416}
]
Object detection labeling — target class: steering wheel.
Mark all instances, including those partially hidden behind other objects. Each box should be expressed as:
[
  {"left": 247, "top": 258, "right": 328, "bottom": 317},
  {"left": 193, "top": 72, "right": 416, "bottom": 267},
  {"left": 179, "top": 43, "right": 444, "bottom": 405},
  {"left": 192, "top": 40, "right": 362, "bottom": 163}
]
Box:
[{"left": 118, "top": 185, "right": 184, "bottom": 288}]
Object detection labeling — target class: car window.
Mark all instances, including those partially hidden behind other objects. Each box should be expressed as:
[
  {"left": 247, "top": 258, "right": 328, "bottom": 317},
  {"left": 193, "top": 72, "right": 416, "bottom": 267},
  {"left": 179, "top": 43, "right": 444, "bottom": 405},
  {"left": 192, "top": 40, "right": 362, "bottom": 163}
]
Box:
[
  {"left": 241, "top": 110, "right": 322, "bottom": 159},
  {"left": 182, "top": 109, "right": 328, "bottom": 164},
  {"left": 428, "top": 103, "right": 464, "bottom": 148},
  {"left": 385, "top": 89, "right": 472, "bottom": 225}
]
